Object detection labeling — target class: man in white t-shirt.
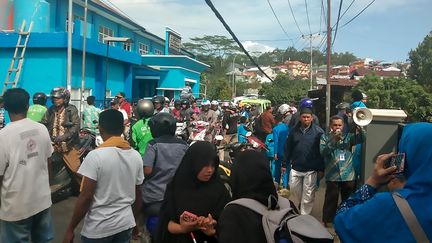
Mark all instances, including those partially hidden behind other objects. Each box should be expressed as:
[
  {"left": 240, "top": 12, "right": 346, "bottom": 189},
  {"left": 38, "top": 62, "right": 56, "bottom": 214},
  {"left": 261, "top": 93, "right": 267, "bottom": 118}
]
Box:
[
  {"left": 0, "top": 88, "right": 54, "bottom": 242},
  {"left": 63, "top": 109, "right": 144, "bottom": 243},
  {"left": 111, "top": 98, "right": 130, "bottom": 140}
]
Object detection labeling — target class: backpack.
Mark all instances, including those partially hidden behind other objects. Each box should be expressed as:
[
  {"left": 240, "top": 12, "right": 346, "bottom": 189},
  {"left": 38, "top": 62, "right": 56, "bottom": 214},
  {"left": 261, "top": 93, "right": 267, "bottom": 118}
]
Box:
[{"left": 226, "top": 196, "right": 334, "bottom": 243}]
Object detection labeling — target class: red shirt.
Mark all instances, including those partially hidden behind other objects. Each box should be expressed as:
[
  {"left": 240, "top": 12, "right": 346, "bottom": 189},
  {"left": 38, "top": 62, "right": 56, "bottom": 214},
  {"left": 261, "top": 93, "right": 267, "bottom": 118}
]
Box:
[{"left": 120, "top": 101, "right": 131, "bottom": 117}]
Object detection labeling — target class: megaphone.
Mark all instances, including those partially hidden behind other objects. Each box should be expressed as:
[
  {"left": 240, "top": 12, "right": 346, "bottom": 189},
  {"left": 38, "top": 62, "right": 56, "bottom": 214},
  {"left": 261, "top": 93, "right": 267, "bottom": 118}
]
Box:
[{"left": 353, "top": 107, "right": 373, "bottom": 126}]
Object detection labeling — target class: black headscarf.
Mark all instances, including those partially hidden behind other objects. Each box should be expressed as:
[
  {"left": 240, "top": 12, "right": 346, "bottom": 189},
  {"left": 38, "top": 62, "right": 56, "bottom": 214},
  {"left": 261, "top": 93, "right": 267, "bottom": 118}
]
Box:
[
  {"left": 155, "top": 141, "right": 230, "bottom": 243},
  {"left": 231, "top": 150, "right": 278, "bottom": 209}
]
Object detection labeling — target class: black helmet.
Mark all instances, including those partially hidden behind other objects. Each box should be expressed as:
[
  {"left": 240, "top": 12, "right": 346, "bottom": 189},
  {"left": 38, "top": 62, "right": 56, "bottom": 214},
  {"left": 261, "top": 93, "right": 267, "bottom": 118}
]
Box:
[
  {"left": 136, "top": 99, "right": 154, "bottom": 119},
  {"left": 152, "top": 96, "right": 165, "bottom": 104},
  {"left": 149, "top": 112, "right": 176, "bottom": 138},
  {"left": 181, "top": 99, "right": 190, "bottom": 107},
  {"left": 174, "top": 99, "right": 181, "bottom": 107},
  {"left": 50, "top": 87, "right": 71, "bottom": 105},
  {"left": 33, "top": 92, "right": 47, "bottom": 106}
]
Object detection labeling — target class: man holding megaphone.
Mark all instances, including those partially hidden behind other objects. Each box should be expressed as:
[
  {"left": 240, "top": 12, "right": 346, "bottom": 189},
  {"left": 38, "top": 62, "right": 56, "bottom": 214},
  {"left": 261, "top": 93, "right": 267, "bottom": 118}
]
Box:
[{"left": 320, "top": 115, "right": 366, "bottom": 226}]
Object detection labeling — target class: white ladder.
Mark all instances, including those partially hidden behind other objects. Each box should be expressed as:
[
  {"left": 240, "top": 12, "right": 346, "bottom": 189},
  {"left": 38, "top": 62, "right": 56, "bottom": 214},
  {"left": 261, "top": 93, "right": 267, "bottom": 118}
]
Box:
[{"left": 2, "top": 20, "right": 33, "bottom": 95}]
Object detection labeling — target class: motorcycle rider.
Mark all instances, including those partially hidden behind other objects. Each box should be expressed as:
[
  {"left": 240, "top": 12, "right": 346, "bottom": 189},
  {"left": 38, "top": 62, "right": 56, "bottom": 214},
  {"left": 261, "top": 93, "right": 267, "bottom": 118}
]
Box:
[
  {"left": 180, "top": 99, "right": 193, "bottom": 122},
  {"left": 219, "top": 103, "right": 240, "bottom": 161},
  {"left": 171, "top": 100, "right": 182, "bottom": 121},
  {"left": 131, "top": 99, "right": 154, "bottom": 156},
  {"left": 197, "top": 100, "right": 218, "bottom": 142},
  {"left": 278, "top": 103, "right": 293, "bottom": 125},
  {"left": 27, "top": 92, "right": 48, "bottom": 122},
  {"left": 211, "top": 100, "right": 222, "bottom": 121},
  {"left": 152, "top": 96, "right": 170, "bottom": 114},
  {"left": 41, "top": 87, "right": 81, "bottom": 183}
]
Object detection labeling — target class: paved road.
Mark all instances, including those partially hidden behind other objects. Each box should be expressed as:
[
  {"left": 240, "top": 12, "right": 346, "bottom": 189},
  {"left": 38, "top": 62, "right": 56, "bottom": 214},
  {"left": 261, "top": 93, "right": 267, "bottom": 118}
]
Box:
[{"left": 51, "top": 179, "right": 338, "bottom": 243}]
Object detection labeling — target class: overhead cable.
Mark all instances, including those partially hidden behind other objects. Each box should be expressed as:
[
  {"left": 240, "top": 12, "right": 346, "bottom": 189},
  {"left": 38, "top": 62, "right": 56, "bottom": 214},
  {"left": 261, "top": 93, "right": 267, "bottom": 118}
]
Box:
[
  {"left": 304, "top": 0, "right": 312, "bottom": 34},
  {"left": 332, "top": 0, "right": 343, "bottom": 47},
  {"left": 287, "top": 0, "right": 305, "bottom": 36},
  {"left": 204, "top": 0, "right": 275, "bottom": 82},
  {"left": 339, "top": 0, "right": 376, "bottom": 29},
  {"left": 266, "top": 0, "right": 296, "bottom": 47}
]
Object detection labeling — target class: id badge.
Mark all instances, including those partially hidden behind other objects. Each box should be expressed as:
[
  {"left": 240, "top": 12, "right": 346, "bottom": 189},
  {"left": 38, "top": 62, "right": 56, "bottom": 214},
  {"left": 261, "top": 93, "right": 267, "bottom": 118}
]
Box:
[{"left": 339, "top": 152, "right": 345, "bottom": 161}]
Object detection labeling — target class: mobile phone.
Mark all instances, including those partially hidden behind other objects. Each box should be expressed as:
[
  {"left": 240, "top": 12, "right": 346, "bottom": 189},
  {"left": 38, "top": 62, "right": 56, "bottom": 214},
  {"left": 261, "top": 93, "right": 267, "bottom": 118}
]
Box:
[
  {"left": 384, "top": 153, "right": 405, "bottom": 173},
  {"left": 182, "top": 211, "right": 197, "bottom": 222}
]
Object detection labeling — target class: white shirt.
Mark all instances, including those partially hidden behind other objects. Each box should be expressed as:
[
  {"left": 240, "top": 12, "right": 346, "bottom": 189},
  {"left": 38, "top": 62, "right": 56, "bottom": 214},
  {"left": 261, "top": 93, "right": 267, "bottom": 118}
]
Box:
[
  {"left": 78, "top": 147, "right": 144, "bottom": 238},
  {"left": 0, "top": 118, "right": 53, "bottom": 221}
]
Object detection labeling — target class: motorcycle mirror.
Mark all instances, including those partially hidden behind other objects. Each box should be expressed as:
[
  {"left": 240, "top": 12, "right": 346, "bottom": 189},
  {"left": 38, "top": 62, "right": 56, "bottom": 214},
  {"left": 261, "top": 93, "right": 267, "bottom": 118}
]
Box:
[{"left": 215, "top": 135, "right": 224, "bottom": 141}]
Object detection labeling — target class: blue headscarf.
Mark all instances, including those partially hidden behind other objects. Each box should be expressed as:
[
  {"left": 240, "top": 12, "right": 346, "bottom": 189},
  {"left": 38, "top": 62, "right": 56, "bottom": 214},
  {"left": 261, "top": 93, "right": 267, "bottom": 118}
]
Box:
[{"left": 334, "top": 123, "right": 432, "bottom": 242}]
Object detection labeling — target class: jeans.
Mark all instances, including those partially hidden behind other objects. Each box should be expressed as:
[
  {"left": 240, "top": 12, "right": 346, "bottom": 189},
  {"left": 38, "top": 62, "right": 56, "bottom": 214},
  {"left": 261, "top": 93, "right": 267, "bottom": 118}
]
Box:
[
  {"left": 81, "top": 228, "right": 133, "bottom": 243},
  {"left": 289, "top": 169, "right": 318, "bottom": 215},
  {"left": 0, "top": 207, "right": 53, "bottom": 243}
]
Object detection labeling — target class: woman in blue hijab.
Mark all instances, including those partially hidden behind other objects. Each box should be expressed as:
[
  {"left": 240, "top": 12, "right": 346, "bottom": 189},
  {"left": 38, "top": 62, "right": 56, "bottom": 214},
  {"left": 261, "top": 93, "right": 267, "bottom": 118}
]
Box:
[{"left": 334, "top": 122, "right": 432, "bottom": 242}]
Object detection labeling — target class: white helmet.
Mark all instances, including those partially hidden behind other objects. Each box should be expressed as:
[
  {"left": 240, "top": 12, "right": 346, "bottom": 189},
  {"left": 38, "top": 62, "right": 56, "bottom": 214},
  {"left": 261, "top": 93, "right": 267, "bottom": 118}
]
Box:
[
  {"left": 278, "top": 104, "right": 291, "bottom": 115},
  {"left": 201, "top": 100, "right": 211, "bottom": 106},
  {"left": 211, "top": 100, "right": 219, "bottom": 106},
  {"left": 222, "top": 102, "right": 230, "bottom": 107},
  {"left": 164, "top": 97, "right": 170, "bottom": 103}
]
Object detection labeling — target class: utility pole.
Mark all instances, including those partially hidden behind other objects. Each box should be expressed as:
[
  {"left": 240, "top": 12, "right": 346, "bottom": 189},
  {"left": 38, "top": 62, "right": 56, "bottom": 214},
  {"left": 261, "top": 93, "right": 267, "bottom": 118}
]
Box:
[
  {"left": 67, "top": 0, "right": 73, "bottom": 90},
  {"left": 326, "top": 0, "right": 332, "bottom": 127},
  {"left": 302, "top": 33, "right": 320, "bottom": 90}
]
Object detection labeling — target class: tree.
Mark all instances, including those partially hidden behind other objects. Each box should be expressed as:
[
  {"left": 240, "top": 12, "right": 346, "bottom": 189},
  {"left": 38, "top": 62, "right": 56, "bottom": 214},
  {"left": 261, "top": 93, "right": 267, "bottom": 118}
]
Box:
[
  {"left": 183, "top": 35, "right": 240, "bottom": 58},
  {"left": 355, "top": 75, "right": 432, "bottom": 122},
  {"left": 260, "top": 73, "right": 309, "bottom": 105},
  {"left": 408, "top": 32, "right": 432, "bottom": 91}
]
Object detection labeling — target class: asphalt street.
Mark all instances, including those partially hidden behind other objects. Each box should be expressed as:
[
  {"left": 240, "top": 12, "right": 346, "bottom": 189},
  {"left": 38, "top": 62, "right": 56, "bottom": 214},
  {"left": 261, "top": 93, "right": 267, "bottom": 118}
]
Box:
[{"left": 51, "top": 179, "right": 338, "bottom": 243}]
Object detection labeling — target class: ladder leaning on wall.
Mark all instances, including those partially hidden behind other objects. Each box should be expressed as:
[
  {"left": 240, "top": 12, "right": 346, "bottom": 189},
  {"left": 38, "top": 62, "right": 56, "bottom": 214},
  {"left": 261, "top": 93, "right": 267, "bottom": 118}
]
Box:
[{"left": 1, "top": 20, "right": 33, "bottom": 96}]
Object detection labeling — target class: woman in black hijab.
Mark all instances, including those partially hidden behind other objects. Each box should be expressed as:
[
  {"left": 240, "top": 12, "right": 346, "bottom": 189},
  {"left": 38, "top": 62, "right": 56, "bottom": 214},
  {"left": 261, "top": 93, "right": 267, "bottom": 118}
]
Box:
[
  {"left": 155, "top": 141, "right": 230, "bottom": 243},
  {"left": 217, "top": 150, "right": 278, "bottom": 243}
]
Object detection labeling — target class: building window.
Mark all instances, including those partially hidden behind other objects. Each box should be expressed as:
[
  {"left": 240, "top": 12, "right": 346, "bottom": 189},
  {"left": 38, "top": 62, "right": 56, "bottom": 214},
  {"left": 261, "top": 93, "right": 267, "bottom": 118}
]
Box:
[
  {"left": 74, "top": 15, "right": 85, "bottom": 21},
  {"left": 154, "top": 49, "right": 163, "bottom": 55},
  {"left": 139, "top": 43, "right": 149, "bottom": 55},
  {"left": 123, "top": 42, "right": 132, "bottom": 52},
  {"left": 98, "top": 26, "right": 114, "bottom": 46}
]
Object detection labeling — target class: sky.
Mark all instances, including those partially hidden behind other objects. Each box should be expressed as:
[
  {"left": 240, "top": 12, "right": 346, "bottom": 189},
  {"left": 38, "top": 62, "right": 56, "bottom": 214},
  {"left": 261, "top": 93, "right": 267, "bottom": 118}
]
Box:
[{"left": 108, "top": 0, "right": 432, "bottom": 62}]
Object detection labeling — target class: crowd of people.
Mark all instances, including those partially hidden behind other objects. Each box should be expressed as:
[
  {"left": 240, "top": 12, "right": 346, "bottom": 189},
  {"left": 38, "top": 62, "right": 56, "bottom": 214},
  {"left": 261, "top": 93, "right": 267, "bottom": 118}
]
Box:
[{"left": 0, "top": 86, "right": 430, "bottom": 243}]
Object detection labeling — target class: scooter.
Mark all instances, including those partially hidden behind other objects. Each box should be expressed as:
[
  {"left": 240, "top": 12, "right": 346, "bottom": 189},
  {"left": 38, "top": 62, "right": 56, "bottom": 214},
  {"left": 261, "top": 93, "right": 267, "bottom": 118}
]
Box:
[
  {"left": 188, "top": 121, "right": 210, "bottom": 145},
  {"left": 50, "top": 128, "right": 97, "bottom": 203}
]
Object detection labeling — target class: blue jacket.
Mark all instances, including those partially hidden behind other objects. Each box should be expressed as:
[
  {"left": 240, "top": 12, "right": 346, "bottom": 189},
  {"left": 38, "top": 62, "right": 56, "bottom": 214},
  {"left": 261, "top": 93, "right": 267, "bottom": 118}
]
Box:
[
  {"left": 237, "top": 124, "right": 248, "bottom": 144},
  {"left": 272, "top": 122, "right": 289, "bottom": 158},
  {"left": 285, "top": 124, "right": 324, "bottom": 172},
  {"left": 335, "top": 123, "right": 432, "bottom": 242}
]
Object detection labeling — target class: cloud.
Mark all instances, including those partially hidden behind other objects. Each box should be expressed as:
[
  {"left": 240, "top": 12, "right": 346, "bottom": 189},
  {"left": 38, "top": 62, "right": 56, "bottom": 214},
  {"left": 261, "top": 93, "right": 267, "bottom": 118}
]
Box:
[{"left": 242, "top": 41, "right": 275, "bottom": 54}]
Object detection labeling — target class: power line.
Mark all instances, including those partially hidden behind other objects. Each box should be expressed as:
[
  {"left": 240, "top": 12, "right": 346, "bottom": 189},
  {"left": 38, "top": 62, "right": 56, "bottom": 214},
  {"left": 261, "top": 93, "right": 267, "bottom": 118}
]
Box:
[
  {"left": 332, "top": 0, "right": 343, "bottom": 47},
  {"left": 339, "top": 0, "right": 376, "bottom": 29},
  {"left": 304, "top": 0, "right": 312, "bottom": 34},
  {"left": 204, "top": 0, "right": 274, "bottom": 82},
  {"left": 319, "top": 0, "right": 324, "bottom": 33},
  {"left": 287, "top": 0, "right": 305, "bottom": 36},
  {"left": 340, "top": 0, "right": 356, "bottom": 20},
  {"left": 266, "top": 0, "right": 296, "bottom": 47}
]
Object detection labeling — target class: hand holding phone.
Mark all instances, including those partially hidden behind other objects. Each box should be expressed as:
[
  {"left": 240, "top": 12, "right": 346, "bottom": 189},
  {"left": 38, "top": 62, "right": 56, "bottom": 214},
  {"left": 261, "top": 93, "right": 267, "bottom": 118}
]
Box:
[
  {"left": 181, "top": 211, "right": 198, "bottom": 222},
  {"left": 384, "top": 153, "right": 405, "bottom": 174}
]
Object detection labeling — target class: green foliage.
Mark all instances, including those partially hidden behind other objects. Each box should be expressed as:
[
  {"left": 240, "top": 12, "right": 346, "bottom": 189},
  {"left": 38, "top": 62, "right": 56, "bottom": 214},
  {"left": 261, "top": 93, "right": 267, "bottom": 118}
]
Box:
[
  {"left": 408, "top": 32, "right": 432, "bottom": 91},
  {"left": 355, "top": 75, "right": 432, "bottom": 122},
  {"left": 183, "top": 35, "right": 240, "bottom": 58},
  {"left": 260, "top": 73, "right": 309, "bottom": 105},
  {"left": 205, "top": 74, "right": 232, "bottom": 101}
]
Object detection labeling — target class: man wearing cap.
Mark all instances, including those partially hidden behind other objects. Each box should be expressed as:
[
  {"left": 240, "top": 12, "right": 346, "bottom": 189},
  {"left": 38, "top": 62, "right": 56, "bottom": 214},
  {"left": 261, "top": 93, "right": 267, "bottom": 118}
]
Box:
[
  {"left": 116, "top": 92, "right": 131, "bottom": 118},
  {"left": 285, "top": 107, "right": 324, "bottom": 215}
]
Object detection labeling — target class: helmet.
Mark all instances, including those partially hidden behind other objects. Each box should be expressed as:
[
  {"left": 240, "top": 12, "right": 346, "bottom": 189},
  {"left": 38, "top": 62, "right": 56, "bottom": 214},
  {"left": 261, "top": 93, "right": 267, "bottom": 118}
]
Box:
[
  {"left": 211, "top": 100, "right": 219, "bottom": 106},
  {"left": 149, "top": 112, "right": 176, "bottom": 138},
  {"left": 50, "top": 87, "right": 70, "bottom": 105},
  {"left": 174, "top": 99, "right": 181, "bottom": 107},
  {"left": 152, "top": 96, "right": 165, "bottom": 104},
  {"left": 278, "top": 104, "right": 290, "bottom": 115},
  {"left": 201, "top": 100, "right": 211, "bottom": 106},
  {"left": 181, "top": 99, "right": 190, "bottom": 106},
  {"left": 136, "top": 99, "right": 154, "bottom": 119},
  {"left": 336, "top": 102, "right": 351, "bottom": 111},
  {"left": 33, "top": 92, "right": 47, "bottom": 106},
  {"left": 164, "top": 97, "right": 170, "bottom": 103},
  {"left": 299, "top": 98, "right": 313, "bottom": 109},
  {"left": 222, "top": 102, "right": 230, "bottom": 108}
]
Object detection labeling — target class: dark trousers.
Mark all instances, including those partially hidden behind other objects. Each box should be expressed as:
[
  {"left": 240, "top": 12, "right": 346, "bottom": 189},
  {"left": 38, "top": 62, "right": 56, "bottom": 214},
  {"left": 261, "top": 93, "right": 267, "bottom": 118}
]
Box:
[
  {"left": 322, "top": 181, "right": 355, "bottom": 223},
  {"left": 81, "top": 228, "right": 133, "bottom": 243}
]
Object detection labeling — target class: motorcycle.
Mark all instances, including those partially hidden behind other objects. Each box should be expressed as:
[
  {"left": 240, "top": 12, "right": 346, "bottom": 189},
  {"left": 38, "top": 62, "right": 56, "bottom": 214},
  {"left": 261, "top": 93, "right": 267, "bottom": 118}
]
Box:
[
  {"left": 188, "top": 121, "right": 210, "bottom": 145},
  {"left": 50, "top": 128, "right": 97, "bottom": 203},
  {"left": 175, "top": 122, "right": 188, "bottom": 141}
]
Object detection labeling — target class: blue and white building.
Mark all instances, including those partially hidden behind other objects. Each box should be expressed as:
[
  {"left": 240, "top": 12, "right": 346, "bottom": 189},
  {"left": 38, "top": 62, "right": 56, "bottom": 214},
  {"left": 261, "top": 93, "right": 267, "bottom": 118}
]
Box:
[{"left": 0, "top": 0, "right": 208, "bottom": 106}]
